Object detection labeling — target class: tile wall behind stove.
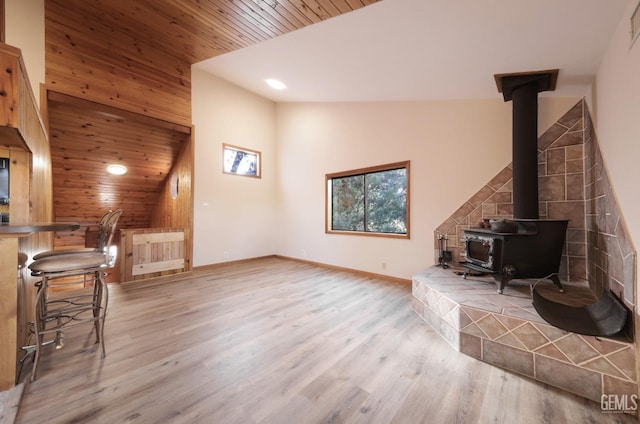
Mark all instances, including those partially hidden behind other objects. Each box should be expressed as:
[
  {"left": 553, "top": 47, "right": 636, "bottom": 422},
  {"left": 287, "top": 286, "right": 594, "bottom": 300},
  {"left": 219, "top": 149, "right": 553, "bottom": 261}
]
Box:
[{"left": 434, "top": 99, "right": 636, "bottom": 316}]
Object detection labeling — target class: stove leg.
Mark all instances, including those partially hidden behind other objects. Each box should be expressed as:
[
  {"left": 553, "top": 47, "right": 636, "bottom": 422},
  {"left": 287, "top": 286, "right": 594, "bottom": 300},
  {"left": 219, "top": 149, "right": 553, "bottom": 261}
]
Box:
[
  {"left": 498, "top": 277, "right": 508, "bottom": 294},
  {"left": 550, "top": 274, "right": 564, "bottom": 292},
  {"left": 493, "top": 275, "right": 509, "bottom": 294}
]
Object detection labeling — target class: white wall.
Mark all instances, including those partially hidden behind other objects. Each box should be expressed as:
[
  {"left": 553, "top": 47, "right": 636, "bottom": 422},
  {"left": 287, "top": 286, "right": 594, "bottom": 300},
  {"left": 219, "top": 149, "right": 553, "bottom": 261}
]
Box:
[
  {"left": 191, "top": 68, "right": 278, "bottom": 266},
  {"left": 275, "top": 97, "right": 580, "bottom": 279},
  {"left": 5, "top": 0, "right": 45, "bottom": 106},
  {"left": 594, "top": 0, "right": 640, "bottom": 304}
]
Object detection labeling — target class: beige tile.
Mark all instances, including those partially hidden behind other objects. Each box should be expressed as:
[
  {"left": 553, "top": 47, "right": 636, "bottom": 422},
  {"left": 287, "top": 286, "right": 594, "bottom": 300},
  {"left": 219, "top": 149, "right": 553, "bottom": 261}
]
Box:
[
  {"left": 566, "top": 158, "right": 584, "bottom": 174},
  {"left": 483, "top": 339, "right": 534, "bottom": 377},
  {"left": 566, "top": 144, "right": 584, "bottom": 160},
  {"left": 412, "top": 281, "right": 427, "bottom": 298},
  {"left": 554, "top": 334, "right": 600, "bottom": 365},
  {"left": 607, "top": 348, "right": 638, "bottom": 382},
  {"left": 582, "top": 357, "right": 628, "bottom": 380},
  {"left": 539, "top": 175, "right": 566, "bottom": 201},
  {"left": 452, "top": 202, "right": 476, "bottom": 224},
  {"left": 494, "top": 314, "right": 525, "bottom": 330},
  {"left": 547, "top": 148, "right": 566, "bottom": 175},
  {"left": 534, "top": 344, "right": 571, "bottom": 363},
  {"left": 476, "top": 314, "right": 509, "bottom": 340},
  {"left": 468, "top": 185, "right": 497, "bottom": 208},
  {"left": 461, "top": 322, "right": 488, "bottom": 339},
  {"left": 534, "top": 323, "right": 570, "bottom": 342},
  {"left": 461, "top": 306, "right": 490, "bottom": 322},
  {"left": 487, "top": 166, "right": 513, "bottom": 191},
  {"left": 494, "top": 332, "right": 527, "bottom": 350},
  {"left": 548, "top": 201, "right": 585, "bottom": 228},
  {"left": 538, "top": 123, "right": 568, "bottom": 150},
  {"left": 566, "top": 173, "right": 584, "bottom": 200},
  {"left": 411, "top": 298, "right": 424, "bottom": 317},
  {"left": 512, "top": 322, "right": 549, "bottom": 350},
  {"left": 603, "top": 375, "right": 639, "bottom": 398},
  {"left": 550, "top": 130, "right": 584, "bottom": 148},
  {"left": 557, "top": 101, "right": 583, "bottom": 129},
  {"left": 460, "top": 333, "right": 482, "bottom": 360},
  {"left": 458, "top": 308, "right": 474, "bottom": 330},
  {"left": 535, "top": 355, "right": 602, "bottom": 402}
]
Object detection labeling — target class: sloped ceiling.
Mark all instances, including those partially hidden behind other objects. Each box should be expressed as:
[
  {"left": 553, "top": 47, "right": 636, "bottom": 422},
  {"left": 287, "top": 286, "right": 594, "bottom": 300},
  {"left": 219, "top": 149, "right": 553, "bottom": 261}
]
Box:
[{"left": 196, "top": 0, "right": 630, "bottom": 102}]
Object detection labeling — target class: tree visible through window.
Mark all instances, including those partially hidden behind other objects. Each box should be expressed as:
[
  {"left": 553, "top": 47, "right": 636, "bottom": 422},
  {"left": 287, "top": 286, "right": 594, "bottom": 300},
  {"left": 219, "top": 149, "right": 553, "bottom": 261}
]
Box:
[{"left": 326, "top": 161, "right": 409, "bottom": 238}]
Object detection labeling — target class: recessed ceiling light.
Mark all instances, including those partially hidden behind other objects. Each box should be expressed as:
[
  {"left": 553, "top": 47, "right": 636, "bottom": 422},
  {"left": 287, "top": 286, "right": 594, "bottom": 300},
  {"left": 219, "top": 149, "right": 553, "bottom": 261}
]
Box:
[
  {"left": 107, "top": 164, "right": 127, "bottom": 175},
  {"left": 265, "top": 78, "right": 287, "bottom": 90}
]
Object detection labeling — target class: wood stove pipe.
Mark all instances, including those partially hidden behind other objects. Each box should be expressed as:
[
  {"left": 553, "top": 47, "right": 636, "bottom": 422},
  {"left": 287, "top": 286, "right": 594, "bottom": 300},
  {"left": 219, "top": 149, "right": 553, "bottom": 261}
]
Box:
[{"left": 494, "top": 69, "right": 559, "bottom": 219}]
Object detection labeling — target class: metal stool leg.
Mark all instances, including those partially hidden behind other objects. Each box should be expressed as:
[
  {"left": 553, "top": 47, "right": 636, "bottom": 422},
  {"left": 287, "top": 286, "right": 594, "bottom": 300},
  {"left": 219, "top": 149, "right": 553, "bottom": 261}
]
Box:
[{"left": 31, "top": 277, "right": 48, "bottom": 382}]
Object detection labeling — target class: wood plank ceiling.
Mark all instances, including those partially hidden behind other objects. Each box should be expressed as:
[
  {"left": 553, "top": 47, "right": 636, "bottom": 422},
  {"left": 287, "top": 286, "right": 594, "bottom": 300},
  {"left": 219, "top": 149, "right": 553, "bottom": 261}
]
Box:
[
  {"left": 45, "top": 0, "right": 379, "bottom": 239},
  {"left": 48, "top": 93, "right": 188, "bottom": 230},
  {"left": 62, "top": 0, "right": 380, "bottom": 64}
]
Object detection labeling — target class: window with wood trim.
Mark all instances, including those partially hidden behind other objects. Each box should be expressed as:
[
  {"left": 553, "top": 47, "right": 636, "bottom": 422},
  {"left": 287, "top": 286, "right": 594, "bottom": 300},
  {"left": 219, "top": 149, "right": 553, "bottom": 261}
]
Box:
[{"left": 326, "top": 161, "right": 410, "bottom": 238}]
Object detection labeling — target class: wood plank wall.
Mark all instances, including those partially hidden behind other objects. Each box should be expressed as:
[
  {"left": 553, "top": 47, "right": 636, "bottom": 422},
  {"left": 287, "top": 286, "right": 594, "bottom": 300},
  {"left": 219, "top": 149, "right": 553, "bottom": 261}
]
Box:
[
  {"left": 44, "top": 0, "right": 194, "bottom": 271},
  {"left": 150, "top": 132, "right": 194, "bottom": 229},
  {"left": 0, "top": 43, "right": 54, "bottom": 385},
  {"left": 44, "top": 0, "right": 192, "bottom": 127}
]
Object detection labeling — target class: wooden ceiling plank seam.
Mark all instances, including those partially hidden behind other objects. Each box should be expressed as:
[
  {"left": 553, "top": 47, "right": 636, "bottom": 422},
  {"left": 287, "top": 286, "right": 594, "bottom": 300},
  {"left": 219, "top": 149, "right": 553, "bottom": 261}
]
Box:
[
  {"left": 155, "top": 0, "right": 266, "bottom": 52},
  {"left": 234, "top": 0, "right": 301, "bottom": 33},
  {"left": 323, "top": 0, "right": 355, "bottom": 14},
  {"left": 289, "top": 0, "right": 326, "bottom": 23},
  {"left": 44, "top": 32, "right": 193, "bottom": 92},
  {"left": 184, "top": 0, "right": 285, "bottom": 42},
  {"left": 50, "top": 152, "right": 175, "bottom": 169},
  {"left": 45, "top": 7, "right": 195, "bottom": 77},
  {"left": 240, "top": 0, "right": 317, "bottom": 31},
  {"left": 51, "top": 149, "right": 176, "bottom": 168},
  {"left": 49, "top": 133, "right": 179, "bottom": 157},
  {"left": 276, "top": 0, "right": 320, "bottom": 26},
  {"left": 46, "top": 68, "right": 192, "bottom": 127},
  {"left": 50, "top": 138, "right": 181, "bottom": 158},
  {"left": 45, "top": 62, "right": 191, "bottom": 116},
  {"left": 55, "top": 188, "right": 164, "bottom": 198},
  {"left": 44, "top": 42, "right": 193, "bottom": 102},
  {"left": 138, "top": 2, "right": 265, "bottom": 55},
  {"left": 344, "top": 0, "right": 366, "bottom": 9},
  {"left": 48, "top": 91, "right": 192, "bottom": 134},
  {"left": 313, "top": 0, "right": 342, "bottom": 16},
  {"left": 51, "top": 152, "right": 175, "bottom": 171},
  {"left": 224, "top": 0, "right": 294, "bottom": 36},
  {"left": 48, "top": 122, "right": 184, "bottom": 147},
  {"left": 50, "top": 137, "right": 182, "bottom": 157},
  {"left": 49, "top": 126, "right": 183, "bottom": 149},
  {"left": 48, "top": 125, "right": 184, "bottom": 152},
  {"left": 46, "top": 0, "right": 207, "bottom": 64}
]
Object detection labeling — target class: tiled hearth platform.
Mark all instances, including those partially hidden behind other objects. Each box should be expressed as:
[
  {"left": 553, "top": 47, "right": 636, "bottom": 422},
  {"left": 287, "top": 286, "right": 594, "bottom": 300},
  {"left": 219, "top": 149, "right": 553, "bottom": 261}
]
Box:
[{"left": 412, "top": 266, "right": 637, "bottom": 403}]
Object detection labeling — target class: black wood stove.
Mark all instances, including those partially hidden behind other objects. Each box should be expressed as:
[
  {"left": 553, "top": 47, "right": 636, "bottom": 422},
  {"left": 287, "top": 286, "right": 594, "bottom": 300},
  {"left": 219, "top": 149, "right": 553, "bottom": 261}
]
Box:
[
  {"left": 463, "top": 219, "right": 568, "bottom": 293},
  {"left": 462, "top": 69, "right": 569, "bottom": 294}
]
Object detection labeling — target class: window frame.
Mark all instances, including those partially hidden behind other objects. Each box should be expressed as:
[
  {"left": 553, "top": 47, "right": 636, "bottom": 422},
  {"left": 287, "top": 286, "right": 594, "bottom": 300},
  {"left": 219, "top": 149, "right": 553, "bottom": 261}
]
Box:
[
  {"left": 222, "top": 143, "right": 262, "bottom": 178},
  {"left": 325, "top": 160, "right": 410, "bottom": 239}
]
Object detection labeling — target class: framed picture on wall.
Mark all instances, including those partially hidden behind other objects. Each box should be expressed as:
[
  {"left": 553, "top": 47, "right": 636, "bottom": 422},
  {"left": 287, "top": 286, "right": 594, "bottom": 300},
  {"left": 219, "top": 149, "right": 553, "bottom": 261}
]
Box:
[{"left": 222, "top": 143, "right": 261, "bottom": 178}]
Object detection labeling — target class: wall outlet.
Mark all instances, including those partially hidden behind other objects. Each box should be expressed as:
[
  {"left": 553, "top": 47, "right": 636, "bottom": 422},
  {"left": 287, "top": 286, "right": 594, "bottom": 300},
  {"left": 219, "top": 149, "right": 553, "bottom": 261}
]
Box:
[
  {"left": 223, "top": 251, "right": 229, "bottom": 259},
  {"left": 301, "top": 249, "right": 307, "bottom": 257},
  {"left": 381, "top": 262, "right": 387, "bottom": 270}
]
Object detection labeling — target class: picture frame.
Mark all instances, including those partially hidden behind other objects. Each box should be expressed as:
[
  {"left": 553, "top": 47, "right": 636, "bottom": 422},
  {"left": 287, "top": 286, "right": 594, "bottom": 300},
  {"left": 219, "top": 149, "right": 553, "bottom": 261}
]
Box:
[{"left": 222, "top": 143, "right": 261, "bottom": 178}]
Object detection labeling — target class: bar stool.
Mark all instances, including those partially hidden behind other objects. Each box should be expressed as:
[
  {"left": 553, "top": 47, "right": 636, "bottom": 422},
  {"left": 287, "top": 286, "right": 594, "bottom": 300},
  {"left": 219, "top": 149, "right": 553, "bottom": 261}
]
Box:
[
  {"left": 32, "top": 209, "right": 115, "bottom": 260},
  {"left": 26, "top": 209, "right": 122, "bottom": 381}
]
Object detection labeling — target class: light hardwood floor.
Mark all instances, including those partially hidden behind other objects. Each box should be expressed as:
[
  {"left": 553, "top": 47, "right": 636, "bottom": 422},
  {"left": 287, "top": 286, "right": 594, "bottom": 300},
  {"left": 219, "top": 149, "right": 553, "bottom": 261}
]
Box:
[{"left": 15, "top": 257, "right": 638, "bottom": 423}]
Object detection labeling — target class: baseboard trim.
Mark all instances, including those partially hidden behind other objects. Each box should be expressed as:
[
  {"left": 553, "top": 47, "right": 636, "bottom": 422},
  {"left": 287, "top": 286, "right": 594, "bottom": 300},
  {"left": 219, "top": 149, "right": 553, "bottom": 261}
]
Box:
[
  {"left": 273, "top": 255, "right": 412, "bottom": 285},
  {"left": 193, "top": 255, "right": 411, "bottom": 285},
  {"left": 193, "top": 255, "right": 279, "bottom": 273}
]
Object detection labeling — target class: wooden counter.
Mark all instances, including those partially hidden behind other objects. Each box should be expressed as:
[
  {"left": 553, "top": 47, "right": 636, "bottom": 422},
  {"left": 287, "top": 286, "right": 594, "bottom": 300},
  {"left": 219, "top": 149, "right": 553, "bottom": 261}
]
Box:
[{"left": 0, "top": 223, "right": 79, "bottom": 391}]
